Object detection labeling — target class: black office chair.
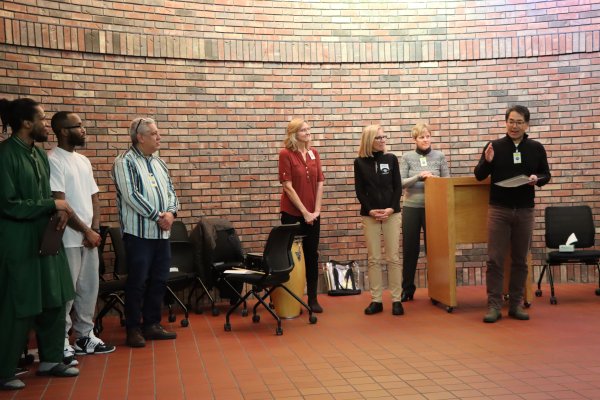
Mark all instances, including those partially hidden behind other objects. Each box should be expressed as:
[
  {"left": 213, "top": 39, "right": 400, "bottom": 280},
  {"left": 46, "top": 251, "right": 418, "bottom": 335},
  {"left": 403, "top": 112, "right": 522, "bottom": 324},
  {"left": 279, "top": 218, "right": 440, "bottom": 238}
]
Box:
[
  {"left": 188, "top": 217, "right": 246, "bottom": 316},
  {"left": 94, "top": 226, "right": 127, "bottom": 336},
  {"left": 164, "top": 220, "right": 196, "bottom": 327},
  {"left": 535, "top": 205, "right": 600, "bottom": 304},
  {"left": 223, "top": 223, "right": 317, "bottom": 336}
]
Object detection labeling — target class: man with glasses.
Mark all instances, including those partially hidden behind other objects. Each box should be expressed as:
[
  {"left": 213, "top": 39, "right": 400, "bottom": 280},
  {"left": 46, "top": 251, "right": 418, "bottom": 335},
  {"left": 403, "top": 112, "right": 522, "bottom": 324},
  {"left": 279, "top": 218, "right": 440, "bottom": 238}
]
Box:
[
  {"left": 49, "top": 112, "right": 116, "bottom": 364},
  {"left": 0, "top": 98, "right": 78, "bottom": 390},
  {"left": 475, "top": 105, "right": 551, "bottom": 323},
  {"left": 112, "top": 117, "right": 179, "bottom": 348}
]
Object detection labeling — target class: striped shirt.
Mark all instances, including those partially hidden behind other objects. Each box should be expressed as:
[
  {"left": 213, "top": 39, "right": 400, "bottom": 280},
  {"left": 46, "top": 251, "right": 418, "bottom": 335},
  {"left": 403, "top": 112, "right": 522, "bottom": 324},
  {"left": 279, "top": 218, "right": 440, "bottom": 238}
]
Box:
[{"left": 112, "top": 145, "right": 179, "bottom": 239}]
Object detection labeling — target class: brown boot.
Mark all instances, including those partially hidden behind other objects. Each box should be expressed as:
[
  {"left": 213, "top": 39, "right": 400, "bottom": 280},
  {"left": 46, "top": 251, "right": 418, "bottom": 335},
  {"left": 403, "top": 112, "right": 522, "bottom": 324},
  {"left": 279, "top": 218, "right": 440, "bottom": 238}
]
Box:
[{"left": 126, "top": 327, "right": 146, "bottom": 348}]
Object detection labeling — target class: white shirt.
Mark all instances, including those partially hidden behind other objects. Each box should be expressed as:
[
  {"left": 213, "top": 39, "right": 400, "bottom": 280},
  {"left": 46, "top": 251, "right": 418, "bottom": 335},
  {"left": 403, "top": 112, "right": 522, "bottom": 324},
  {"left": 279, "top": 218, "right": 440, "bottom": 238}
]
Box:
[{"left": 48, "top": 146, "right": 99, "bottom": 248}]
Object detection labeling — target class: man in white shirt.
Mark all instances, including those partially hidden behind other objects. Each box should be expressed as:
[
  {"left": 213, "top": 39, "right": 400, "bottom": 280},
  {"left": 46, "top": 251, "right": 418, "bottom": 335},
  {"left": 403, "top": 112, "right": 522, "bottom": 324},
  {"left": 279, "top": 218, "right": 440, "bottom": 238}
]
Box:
[{"left": 49, "top": 112, "right": 115, "bottom": 364}]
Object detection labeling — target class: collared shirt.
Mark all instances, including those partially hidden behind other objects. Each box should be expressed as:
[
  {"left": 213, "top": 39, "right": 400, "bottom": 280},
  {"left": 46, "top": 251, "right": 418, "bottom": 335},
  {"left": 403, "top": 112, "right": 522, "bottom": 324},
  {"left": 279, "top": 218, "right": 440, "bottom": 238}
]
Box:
[
  {"left": 278, "top": 147, "right": 325, "bottom": 216},
  {"left": 112, "top": 145, "right": 179, "bottom": 239}
]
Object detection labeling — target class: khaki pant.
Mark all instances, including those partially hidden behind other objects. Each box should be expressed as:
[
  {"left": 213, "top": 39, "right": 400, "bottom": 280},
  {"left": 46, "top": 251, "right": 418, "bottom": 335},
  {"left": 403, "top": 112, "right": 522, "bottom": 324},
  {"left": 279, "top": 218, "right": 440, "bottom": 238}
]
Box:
[{"left": 362, "top": 212, "right": 402, "bottom": 302}]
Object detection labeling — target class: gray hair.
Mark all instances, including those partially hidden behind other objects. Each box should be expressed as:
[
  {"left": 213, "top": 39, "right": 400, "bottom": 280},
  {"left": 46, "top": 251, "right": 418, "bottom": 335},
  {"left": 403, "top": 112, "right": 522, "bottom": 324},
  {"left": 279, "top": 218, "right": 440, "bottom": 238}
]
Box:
[{"left": 129, "top": 117, "right": 156, "bottom": 144}]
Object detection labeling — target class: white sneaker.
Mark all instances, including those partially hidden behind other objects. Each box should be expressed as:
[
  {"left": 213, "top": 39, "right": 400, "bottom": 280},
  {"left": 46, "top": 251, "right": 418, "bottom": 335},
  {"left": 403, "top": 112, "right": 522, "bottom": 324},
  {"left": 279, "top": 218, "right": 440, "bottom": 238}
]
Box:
[
  {"left": 63, "top": 344, "right": 79, "bottom": 366},
  {"left": 74, "top": 336, "right": 116, "bottom": 355}
]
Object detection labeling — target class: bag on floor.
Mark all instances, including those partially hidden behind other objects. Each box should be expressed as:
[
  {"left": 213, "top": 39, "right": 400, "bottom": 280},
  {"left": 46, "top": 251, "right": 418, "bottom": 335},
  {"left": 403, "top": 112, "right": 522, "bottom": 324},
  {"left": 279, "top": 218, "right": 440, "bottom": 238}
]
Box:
[{"left": 324, "top": 260, "right": 361, "bottom": 296}]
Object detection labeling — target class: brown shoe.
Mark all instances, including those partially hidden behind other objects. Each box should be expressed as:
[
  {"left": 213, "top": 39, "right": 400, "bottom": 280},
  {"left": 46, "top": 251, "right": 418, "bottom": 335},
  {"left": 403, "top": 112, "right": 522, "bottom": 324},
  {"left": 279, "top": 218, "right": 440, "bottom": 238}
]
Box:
[
  {"left": 483, "top": 307, "right": 502, "bottom": 323},
  {"left": 508, "top": 306, "right": 530, "bottom": 320},
  {"left": 126, "top": 328, "right": 146, "bottom": 348},
  {"left": 142, "top": 324, "right": 177, "bottom": 340}
]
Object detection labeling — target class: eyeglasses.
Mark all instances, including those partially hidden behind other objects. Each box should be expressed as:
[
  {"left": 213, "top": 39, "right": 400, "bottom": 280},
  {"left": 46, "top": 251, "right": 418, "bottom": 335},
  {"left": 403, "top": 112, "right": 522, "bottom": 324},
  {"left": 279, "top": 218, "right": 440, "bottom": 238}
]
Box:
[
  {"left": 507, "top": 119, "right": 526, "bottom": 127},
  {"left": 63, "top": 124, "right": 83, "bottom": 130},
  {"left": 374, "top": 135, "right": 388, "bottom": 141},
  {"left": 134, "top": 118, "right": 145, "bottom": 135}
]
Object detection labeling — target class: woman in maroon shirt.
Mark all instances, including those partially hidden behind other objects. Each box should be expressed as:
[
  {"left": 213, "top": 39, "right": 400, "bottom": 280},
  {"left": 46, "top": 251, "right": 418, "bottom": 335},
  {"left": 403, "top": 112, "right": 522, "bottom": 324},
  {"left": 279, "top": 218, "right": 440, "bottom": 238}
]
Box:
[{"left": 278, "top": 118, "right": 325, "bottom": 313}]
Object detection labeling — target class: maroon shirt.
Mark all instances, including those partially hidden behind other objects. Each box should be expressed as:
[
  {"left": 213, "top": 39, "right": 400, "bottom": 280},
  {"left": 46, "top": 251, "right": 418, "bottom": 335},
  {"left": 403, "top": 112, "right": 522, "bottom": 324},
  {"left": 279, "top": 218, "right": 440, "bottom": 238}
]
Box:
[{"left": 278, "top": 147, "right": 325, "bottom": 216}]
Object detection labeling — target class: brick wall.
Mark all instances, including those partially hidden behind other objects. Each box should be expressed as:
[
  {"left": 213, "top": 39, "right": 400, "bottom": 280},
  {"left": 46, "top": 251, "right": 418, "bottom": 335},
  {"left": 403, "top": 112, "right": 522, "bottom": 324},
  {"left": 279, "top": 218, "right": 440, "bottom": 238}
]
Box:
[{"left": 1, "top": 0, "right": 599, "bottom": 287}]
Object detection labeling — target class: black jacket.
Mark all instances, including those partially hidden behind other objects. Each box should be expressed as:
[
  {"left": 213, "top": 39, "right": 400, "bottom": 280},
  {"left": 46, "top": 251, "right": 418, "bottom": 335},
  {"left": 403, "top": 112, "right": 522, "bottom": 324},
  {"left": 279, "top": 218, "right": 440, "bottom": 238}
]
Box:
[
  {"left": 474, "top": 134, "right": 551, "bottom": 208},
  {"left": 354, "top": 152, "right": 402, "bottom": 216}
]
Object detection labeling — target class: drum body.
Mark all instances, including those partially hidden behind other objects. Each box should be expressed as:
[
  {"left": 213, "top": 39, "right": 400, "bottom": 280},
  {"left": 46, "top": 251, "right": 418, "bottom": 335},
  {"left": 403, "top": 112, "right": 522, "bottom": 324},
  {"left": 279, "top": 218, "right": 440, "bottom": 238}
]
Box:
[{"left": 271, "top": 238, "right": 306, "bottom": 319}]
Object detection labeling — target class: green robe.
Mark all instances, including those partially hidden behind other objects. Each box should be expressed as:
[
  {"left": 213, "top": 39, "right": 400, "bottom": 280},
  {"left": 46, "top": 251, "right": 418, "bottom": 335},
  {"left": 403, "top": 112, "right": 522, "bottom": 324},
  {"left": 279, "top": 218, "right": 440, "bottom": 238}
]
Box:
[{"left": 0, "top": 135, "right": 74, "bottom": 319}]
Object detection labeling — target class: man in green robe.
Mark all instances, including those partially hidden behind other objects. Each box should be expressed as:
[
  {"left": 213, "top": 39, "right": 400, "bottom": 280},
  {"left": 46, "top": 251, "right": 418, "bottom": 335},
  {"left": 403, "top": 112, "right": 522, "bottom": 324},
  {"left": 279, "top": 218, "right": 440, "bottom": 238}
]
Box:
[{"left": 0, "top": 98, "right": 79, "bottom": 390}]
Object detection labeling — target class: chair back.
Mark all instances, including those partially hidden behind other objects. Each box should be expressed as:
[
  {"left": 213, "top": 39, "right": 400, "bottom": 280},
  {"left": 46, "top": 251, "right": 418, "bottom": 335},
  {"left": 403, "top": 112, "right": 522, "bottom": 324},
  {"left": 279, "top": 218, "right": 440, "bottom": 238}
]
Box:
[
  {"left": 262, "top": 223, "right": 302, "bottom": 277},
  {"left": 170, "top": 220, "right": 189, "bottom": 242},
  {"left": 107, "top": 227, "right": 128, "bottom": 276},
  {"left": 545, "top": 205, "right": 596, "bottom": 249},
  {"left": 212, "top": 220, "right": 244, "bottom": 264}
]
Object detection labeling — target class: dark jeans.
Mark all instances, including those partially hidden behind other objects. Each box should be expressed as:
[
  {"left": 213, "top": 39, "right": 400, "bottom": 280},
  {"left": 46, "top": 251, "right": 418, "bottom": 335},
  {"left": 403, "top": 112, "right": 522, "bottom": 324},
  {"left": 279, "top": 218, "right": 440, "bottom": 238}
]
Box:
[
  {"left": 486, "top": 205, "right": 534, "bottom": 310},
  {"left": 123, "top": 234, "right": 171, "bottom": 329},
  {"left": 280, "top": 212, "right": 320, "bottom": 299},
  {"left": 402, "top": 206, "right": 426, "bottom": 295}
]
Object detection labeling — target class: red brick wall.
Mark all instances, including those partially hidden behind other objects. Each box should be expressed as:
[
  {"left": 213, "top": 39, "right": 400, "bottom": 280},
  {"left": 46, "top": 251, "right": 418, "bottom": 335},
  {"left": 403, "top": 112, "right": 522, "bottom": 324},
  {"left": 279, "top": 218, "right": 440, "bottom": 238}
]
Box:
[{"left": 1, "top": 0, "right": 599, "bottom": 286}]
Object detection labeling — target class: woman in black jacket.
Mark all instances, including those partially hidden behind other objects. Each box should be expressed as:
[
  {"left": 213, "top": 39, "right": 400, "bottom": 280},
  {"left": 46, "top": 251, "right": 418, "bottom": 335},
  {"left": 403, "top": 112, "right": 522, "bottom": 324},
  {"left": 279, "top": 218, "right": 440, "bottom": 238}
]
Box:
[{"left": 354, "top": 125, "right": 403, "bottom": 316}]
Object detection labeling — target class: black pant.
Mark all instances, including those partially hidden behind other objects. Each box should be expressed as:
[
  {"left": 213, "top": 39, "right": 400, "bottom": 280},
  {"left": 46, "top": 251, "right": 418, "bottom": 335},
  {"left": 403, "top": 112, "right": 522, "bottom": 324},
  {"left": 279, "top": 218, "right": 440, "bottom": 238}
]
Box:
[
  {"left": 402, "top": 207, "right": 426, "bottom": 295},
  {"left": 280, "top": 212, "right": 320, "bottom": 299}
]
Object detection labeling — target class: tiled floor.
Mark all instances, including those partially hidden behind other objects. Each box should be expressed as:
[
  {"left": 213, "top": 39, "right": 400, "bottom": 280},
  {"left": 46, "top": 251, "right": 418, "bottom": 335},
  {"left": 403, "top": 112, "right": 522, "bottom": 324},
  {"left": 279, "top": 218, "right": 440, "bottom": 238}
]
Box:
[{"left": 3, "top": 283, "right": 600, "bottom": 400}]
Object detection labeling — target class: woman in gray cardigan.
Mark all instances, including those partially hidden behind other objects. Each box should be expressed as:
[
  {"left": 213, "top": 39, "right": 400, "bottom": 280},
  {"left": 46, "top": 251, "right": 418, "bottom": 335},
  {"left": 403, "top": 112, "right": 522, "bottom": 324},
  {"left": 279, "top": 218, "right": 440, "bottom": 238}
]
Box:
[{"left": 400, "top": 123, "right": 449, "bottom": 301}]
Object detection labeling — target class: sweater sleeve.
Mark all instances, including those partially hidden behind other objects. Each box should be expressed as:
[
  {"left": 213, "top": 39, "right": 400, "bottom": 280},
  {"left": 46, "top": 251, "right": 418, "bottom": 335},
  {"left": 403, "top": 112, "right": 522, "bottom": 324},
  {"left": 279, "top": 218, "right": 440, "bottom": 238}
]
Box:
[
  {"left": 474, "top": 143, "right": 492, "bottom": 181},
  {"left": 391, "top": 155, "right": 402, "bottom": 210},
  {"left": 354, "top": 158, "right": 373, "bottom": 213}
]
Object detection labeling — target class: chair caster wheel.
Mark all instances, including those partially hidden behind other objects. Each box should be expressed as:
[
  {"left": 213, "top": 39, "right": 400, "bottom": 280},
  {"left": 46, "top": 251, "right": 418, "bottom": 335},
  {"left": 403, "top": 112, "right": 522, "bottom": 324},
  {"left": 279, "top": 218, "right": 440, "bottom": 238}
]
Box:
[
  {"left": 550, "top": 297, "right": 557, "bottom": 305},
  {"left": 431, "top": 298, "right": 439, "bottom": 305},
  {"left": 252, "top": 315, "right": 260, "bottom": 323},
  {"left": 211, "top": 307, "right": 220, "bottom": 317},
  {"left": 168, "top": 314, "right": 176, "bottom": 323},
  {"left": 309, "top": 315, "right": 317, "bottom": 324},
  {"left": 523, "top": 302, "right": 531, "bottom": 309},
  {"left": 181, "top": 319, "right": 189, "bottom": 327},
  {"left": 275, "top": 327, "right": 283, "bottom": 336},
  {"left": 446, "top": 306, "right": 454, "bottom": 313},
  {"left": 241, "top": 309, "right": 248, "bottom": 317},
  {"left": 224, "top": 323, "right": 231, "bottom": 332},
  {"left": 595, "top": 288, "right": 600, "bottom": 296},
  {"left": 535, "top": 290, "right": 542, "bottom": 297}
]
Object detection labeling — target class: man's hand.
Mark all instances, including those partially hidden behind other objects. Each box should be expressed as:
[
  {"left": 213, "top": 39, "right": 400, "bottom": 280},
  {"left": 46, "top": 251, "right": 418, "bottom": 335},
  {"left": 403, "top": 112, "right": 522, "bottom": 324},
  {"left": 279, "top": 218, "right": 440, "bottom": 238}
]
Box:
[
  {"left": 484, "top": 142, "right": 494, "bottom": 163},
  {"left": 528, "top": 175, "right": 538, "bottom": 186},
  {"left": 54, "top": 199, "right": 73, "bottom": 230},
  {"left": 83, "top": 229, "right": 101, "bottom": 248},
  {"left": 158, "top": 212, "right": 175, "bottom": 231}
]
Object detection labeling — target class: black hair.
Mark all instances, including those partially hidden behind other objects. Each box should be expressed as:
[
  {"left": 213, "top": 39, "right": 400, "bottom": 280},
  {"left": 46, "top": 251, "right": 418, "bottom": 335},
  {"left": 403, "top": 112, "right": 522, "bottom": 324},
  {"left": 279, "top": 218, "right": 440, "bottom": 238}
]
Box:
[
  {"left": 51, "top": 111, "right": 73, "bottom": 134},
  {"left": 505, "top": 105, "right": 530, "bottom": 123},
  {"left": 0, "top": 97, "right": 40, "bottom": 135}
]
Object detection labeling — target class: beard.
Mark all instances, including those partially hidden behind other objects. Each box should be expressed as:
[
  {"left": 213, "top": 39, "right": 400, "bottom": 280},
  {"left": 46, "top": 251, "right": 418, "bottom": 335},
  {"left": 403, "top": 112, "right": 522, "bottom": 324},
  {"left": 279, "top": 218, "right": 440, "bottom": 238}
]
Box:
[
  {"left": 68, "top": 132, "right": 86, "bottom": 147},
  {"left": 31, "top": 126, "right": 48, "bottom": 142}
]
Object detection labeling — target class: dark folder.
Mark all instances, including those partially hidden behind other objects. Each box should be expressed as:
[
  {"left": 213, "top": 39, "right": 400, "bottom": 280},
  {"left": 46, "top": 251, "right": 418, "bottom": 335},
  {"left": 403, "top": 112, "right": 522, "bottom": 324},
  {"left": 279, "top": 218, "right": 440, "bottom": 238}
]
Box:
[{"left": 39, "top": 213, "right": 65, "bottom": 256}]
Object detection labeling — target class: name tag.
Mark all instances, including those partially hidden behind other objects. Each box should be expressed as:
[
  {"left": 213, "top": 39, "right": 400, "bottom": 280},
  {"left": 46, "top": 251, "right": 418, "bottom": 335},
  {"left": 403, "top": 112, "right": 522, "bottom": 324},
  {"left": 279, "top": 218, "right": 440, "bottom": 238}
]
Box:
[
  {"left": 513, "top": 152, "right": 522, "bottom": 164},
  {"left": 307, "top": 150, "right": 315, "bottom": 160},
  {"left": 420, "top": 157, "right": 428, "bottom": 167},
  {"left": 149, "top": 174, "right": 158, "bottom": 187},
  {"left": 379, "top": 163, "right": 390, "bottom": 174}
]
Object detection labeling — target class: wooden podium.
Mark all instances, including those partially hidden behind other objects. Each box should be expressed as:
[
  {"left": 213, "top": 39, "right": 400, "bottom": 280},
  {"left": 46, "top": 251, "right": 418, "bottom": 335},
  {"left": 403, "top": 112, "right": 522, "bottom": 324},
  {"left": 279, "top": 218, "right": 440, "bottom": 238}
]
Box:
[{"left": 424, "top": 177, "right": 532, "bottom": 312}]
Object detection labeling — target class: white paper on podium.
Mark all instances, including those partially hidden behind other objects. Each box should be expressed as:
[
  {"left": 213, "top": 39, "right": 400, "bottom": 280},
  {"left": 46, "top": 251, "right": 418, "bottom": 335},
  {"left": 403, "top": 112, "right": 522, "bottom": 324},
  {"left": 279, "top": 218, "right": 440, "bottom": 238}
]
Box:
[
  {"left": 495, "top": 174, "right": 530, "bottom": 188},
  {"left": 565, "top": 233, "right": 578, "bottom": 246}
]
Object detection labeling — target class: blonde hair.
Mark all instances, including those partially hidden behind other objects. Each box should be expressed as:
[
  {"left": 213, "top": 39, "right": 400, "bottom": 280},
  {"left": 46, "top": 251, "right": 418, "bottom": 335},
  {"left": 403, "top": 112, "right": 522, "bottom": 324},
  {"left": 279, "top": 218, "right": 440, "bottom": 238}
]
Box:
[
  {"left": 411, "top": 122, "right": 430, "bottom": 139},
  {"left": 284, "top": 118, "right": 308, "bottom": 151},
  {"left": 358, "top": 124, "right": 382, "bottom": 158}
]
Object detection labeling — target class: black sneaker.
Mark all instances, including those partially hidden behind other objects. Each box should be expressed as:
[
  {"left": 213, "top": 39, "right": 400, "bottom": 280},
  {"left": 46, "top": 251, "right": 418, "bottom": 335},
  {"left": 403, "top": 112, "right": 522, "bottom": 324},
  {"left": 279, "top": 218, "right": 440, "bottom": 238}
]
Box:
[{"left": 74, "top": 336, "right": 116, "bottom": 355}]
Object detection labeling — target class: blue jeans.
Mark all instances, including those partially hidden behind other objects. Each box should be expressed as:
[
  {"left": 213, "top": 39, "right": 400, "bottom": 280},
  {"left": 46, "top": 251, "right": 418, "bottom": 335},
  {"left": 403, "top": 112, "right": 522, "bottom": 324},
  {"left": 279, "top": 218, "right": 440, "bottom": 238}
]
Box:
[
  {"left": 486, "top": 205, "right": 534, "bottom": 310},
  {"left": 123, "top": 234, "right": 171, "bottom": 329}
]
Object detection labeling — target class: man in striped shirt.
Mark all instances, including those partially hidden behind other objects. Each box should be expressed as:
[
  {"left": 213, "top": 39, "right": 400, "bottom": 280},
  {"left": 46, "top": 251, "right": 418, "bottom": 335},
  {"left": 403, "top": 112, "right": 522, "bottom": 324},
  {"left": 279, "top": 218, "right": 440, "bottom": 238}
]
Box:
[{"left": 112, "top": 117, "right": 179, "bottom": 348}]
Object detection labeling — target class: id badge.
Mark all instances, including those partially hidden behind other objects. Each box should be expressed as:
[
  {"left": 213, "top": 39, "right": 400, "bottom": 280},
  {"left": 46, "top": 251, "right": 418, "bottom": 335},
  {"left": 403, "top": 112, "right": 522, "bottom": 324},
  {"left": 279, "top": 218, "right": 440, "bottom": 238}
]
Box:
[
  {"left": 513, "top": 152, "right": 522, "bottom": 164},
  {"left": 420, "top": 157, "right": 428, "bottom": 167},
  {"left": 149, "top": 174, "right": 158, "bottom": 187},
  {"left": 307, "top": 150, "right": 315, "bottom": 160}
]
